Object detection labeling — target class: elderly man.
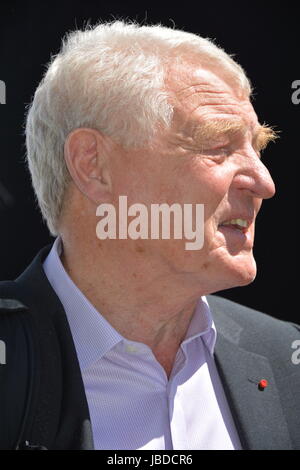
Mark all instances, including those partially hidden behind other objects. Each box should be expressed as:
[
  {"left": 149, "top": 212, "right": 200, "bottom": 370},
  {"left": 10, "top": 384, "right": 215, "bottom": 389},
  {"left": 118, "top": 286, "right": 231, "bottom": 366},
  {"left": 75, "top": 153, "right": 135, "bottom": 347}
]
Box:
[{"left": 0, "top": 21, "right": 299, "bottom": 451}]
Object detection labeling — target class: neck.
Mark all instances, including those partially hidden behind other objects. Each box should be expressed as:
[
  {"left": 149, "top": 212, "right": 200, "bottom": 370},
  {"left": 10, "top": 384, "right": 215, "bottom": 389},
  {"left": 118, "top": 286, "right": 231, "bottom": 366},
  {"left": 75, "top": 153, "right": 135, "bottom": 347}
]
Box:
[{"left": 59, "top": 234, "right": 203, "bottom": 376}]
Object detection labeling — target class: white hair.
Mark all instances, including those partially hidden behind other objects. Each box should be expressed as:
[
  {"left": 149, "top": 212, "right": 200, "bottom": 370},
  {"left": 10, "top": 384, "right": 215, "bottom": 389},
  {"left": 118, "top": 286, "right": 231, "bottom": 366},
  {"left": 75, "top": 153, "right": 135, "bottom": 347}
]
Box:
[{"left": 25, "top": 20, "right": 252, "bottom": 235}]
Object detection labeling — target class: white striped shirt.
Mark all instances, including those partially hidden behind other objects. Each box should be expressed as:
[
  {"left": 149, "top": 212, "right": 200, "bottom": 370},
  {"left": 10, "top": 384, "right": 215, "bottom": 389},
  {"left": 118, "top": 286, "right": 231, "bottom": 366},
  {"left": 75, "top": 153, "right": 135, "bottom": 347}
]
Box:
[{"left": 43, "top": 236, "right": 242, "bottom": 449}]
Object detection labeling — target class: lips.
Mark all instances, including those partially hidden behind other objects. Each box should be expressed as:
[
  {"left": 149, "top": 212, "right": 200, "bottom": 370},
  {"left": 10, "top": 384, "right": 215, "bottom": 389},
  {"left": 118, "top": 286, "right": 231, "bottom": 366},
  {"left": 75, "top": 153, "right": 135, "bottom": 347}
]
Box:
[
  {"left": 218, "top": 216, "right": 253, "bottom": 234},
  {"left": 219, "top": 218, "right": 251, "bottom": 233}
]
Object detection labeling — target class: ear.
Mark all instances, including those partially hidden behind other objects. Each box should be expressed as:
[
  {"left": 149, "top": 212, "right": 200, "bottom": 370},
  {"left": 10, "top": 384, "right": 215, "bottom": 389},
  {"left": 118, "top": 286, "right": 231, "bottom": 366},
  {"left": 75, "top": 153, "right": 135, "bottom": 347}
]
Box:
[{"left": 64, "top": 128, "right": 112, "bottom": 204}]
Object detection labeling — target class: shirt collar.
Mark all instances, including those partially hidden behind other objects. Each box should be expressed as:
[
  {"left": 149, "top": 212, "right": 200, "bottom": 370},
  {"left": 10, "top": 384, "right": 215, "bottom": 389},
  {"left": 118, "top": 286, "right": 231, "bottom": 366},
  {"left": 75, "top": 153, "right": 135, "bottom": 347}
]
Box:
[
  {"left": 43, "top": 236, "right": 217, "bottom": 369},
  {"left": 183, "top": 296, "right": 217, "bottom": 356}
]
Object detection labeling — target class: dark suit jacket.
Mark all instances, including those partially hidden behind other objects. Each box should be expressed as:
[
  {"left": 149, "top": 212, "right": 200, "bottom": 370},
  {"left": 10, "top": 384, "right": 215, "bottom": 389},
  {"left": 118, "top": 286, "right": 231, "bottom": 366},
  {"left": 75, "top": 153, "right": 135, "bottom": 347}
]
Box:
[{"left": 0, "top": 243, "right": 300, "bottom": 450}]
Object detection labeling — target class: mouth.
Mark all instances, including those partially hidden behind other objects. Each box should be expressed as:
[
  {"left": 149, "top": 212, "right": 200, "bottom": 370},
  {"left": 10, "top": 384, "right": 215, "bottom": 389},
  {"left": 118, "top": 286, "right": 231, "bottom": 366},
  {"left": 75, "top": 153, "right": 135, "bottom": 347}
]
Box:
[{"left": 218, "top": 218, "right": 251, "bottom": 234}]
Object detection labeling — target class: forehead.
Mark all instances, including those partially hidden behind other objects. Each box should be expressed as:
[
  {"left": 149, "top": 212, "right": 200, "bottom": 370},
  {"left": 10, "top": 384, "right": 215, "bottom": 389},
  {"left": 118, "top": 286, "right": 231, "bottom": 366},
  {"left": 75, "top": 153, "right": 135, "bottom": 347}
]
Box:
[{"left": 166, "top": 62, "right": 258, "bottom": 134}]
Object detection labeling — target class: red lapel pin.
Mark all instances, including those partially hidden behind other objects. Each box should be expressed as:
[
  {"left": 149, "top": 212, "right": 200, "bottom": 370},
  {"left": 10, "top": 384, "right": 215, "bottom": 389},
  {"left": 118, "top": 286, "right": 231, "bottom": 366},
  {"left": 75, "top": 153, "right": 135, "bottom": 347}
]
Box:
[{"left": 258, "top": 379, "right": 268, "bottom": 391}]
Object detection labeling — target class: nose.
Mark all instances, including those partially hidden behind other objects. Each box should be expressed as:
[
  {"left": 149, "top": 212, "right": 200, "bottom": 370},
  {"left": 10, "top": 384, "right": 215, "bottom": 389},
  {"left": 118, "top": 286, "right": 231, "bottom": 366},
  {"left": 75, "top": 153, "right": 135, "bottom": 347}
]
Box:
[{"left": 232, "top": 146, "right": 276, "bottom": 200}]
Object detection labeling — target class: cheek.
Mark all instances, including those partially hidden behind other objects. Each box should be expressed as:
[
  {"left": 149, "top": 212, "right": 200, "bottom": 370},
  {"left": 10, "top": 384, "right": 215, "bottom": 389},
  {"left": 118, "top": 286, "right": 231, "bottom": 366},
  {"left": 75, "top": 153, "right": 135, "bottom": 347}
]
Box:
[
  {"left": 180, "top": 163, "right": 234, "bottom": 243},
  {"left": 189, "top": 166, "right": 232, "bottom": 218},
  {"left": 191, "top": 155, "right": 232, "bottom": 186}
]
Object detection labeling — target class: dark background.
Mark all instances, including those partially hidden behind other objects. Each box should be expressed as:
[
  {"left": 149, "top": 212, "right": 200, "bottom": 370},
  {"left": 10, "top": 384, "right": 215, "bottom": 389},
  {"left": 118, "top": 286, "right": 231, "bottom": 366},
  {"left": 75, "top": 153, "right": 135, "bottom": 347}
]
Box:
[{"left": 0, "top": 1, "right": 298, "bottom": 321}]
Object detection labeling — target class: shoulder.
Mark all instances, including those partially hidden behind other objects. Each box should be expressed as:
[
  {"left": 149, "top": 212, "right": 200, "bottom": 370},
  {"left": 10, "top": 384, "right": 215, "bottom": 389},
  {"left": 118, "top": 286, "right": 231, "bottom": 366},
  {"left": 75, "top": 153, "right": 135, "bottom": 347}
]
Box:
[
  {"left": 208, "top": 293, "right": 300, "bottom": 334},
  {"left": 0, "top": 285, "right": 30, "bottom": 320},
  {"left": 207, "top": 294, "right": 300, "bottom": 357},
  {"left": 0, "top": 242, "right": 57, "bottom": 312}
]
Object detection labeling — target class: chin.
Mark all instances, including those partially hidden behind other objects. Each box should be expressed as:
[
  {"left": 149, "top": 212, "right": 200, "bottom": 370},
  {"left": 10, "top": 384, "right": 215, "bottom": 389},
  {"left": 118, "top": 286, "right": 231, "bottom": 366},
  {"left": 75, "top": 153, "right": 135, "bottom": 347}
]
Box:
[{"left": 228, "top": 257, "right": 257, "bottom": 287}]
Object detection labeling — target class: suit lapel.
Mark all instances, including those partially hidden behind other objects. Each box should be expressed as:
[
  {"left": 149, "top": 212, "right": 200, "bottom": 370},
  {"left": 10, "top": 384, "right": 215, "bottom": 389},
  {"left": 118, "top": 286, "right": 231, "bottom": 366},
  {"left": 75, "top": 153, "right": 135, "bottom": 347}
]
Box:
[{"left": 210, "top": 300, "right": 292, "bottom": 450}]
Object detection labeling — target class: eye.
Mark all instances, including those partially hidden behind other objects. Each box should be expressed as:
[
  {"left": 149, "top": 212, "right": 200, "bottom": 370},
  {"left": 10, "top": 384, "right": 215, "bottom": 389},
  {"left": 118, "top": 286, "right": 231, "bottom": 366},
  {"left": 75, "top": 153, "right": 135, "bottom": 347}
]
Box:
[
  {"left": 183, "top": 141, "right": 231, "bottom": 161},
  {"left": 201, "top": 146, "right": 230, "bottom": 160}
]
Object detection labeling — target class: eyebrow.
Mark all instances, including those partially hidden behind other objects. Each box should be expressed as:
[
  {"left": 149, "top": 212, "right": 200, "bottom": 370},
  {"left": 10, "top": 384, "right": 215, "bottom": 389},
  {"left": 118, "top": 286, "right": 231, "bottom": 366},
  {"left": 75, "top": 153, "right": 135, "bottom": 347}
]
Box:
[
  {"left": 252, "top": 123, "right": 279, "bottom": 152},
  {"left": 193, "top": 118, "right": 279, "bottom": 152}
]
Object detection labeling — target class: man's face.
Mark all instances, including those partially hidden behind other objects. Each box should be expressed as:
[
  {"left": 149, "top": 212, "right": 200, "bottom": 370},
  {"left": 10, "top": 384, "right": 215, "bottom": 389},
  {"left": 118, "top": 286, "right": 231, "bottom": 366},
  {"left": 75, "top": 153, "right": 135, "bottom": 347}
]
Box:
[{"left": 109, "top": 62, "right": 276, "bottom": 294}]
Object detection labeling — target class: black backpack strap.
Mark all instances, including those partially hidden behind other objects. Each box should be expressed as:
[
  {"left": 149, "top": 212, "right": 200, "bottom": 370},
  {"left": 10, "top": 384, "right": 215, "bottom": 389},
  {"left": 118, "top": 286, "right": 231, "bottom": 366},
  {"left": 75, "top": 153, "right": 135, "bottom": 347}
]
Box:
[
  {"left": 0, "top": 271, "right": 94, "bottom": 450},
  {"left": 0, "top": 282, "right": 37, "bottom": 450}
]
